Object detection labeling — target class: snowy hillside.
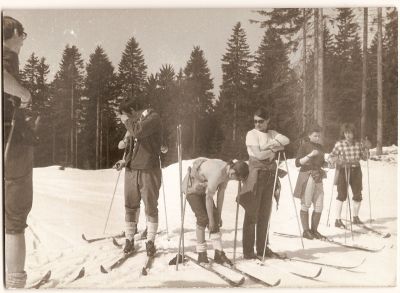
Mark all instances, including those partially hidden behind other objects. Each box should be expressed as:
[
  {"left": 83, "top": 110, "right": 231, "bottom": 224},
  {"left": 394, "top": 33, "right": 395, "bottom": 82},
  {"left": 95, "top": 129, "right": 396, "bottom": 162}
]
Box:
[{"left": 21, "top": 146, "right": 397, "bottom": 288}]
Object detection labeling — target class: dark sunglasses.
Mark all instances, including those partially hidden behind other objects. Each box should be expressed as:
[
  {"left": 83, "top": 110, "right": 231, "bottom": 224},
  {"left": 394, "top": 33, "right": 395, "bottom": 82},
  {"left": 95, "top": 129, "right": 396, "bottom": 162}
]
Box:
[{"left": 254, "top": 119, "right": 265, "bottom": 124}]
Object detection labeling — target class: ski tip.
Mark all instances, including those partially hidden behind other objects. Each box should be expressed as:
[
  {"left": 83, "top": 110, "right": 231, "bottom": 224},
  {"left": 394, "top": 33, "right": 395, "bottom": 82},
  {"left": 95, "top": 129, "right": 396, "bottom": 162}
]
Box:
[
  {"left": 141, "top": 268, "right": 148, "bottom": 276},
  {"left": 383, "top": 233, "right": 391, "bottom": 238},
  {"left": 273, "top": 279, "right": 281, "bottom": 287},
  {"left": 113, "top": 238, "right": 122, "bottom": 248},
  {"left": 315, "top": 267, "right": 323, "bottom": 278},
  {"left": 100, "top": 265, "right": 108, "bottom": 274},
  {"left": 44, "top": 270, "right": 52, "bottom": 279},
  {"left": 81, "top": 234, "right": 87, "bottom": 241}
]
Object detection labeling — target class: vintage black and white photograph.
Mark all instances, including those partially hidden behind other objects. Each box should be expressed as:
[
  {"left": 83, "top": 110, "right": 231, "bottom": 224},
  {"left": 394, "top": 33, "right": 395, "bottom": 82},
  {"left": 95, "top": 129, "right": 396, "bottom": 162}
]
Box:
[{"left": 2, "top": 0, "right": 398, "bottom": 289}]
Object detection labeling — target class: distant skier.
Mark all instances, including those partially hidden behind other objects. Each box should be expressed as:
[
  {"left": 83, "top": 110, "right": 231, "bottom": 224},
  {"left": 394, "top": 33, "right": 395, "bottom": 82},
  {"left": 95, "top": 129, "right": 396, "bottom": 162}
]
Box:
[
  {"left": 238, "top": 107, "right": 290, "bottom": 259},
  {"left": 182, "top": 158, "right": 249, "bottom": 265},
  {"left": 328, "top": 123, "right": 371, "bottom": 227},
  {"left": 114, "top": 98, "right": 162, "bottom": 257},
  {"left": 293, "top": 125, "right": 327, "bottom": 240}
]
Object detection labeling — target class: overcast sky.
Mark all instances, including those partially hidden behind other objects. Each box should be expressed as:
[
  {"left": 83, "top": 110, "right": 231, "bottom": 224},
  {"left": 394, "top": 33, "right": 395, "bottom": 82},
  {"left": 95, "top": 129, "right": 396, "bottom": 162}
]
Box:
[{"left": 4, "top": 9, "right": 267, "bottom": 95}]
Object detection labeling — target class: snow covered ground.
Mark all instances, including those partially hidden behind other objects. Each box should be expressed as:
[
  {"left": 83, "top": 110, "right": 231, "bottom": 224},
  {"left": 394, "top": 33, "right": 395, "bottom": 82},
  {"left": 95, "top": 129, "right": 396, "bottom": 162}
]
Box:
[{"left": 18, "top": 146, "right": 398, "bottom": 288}]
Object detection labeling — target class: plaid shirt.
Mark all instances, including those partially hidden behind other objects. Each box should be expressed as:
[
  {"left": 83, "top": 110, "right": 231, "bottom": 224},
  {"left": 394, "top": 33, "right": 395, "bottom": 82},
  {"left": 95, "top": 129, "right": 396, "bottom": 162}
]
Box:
[{"left": 329, "top": 140, "right": 368, "bottom": 166}]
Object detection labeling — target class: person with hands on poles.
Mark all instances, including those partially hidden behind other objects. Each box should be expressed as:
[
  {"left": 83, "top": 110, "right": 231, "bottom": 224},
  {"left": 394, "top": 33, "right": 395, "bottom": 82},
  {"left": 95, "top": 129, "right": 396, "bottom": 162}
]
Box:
[
  {"left": 182, "top": 158, "right": 249, "bottom": 265},
  {"left": 294, "top": 125, "right": 327, "bottom": 240},
  {"left": 238, "top": 107, "right": 290, "bottom": 260},
  {"left": 114, "top": 98, "right": 162, "bottom": 257},
  {"left": 328, "top": 123, "right": 371, "bottom": 228}
]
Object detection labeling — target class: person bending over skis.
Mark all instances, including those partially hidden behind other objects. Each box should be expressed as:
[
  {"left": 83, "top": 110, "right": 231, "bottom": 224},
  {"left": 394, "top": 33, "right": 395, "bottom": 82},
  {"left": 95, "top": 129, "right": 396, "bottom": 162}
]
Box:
[{"left": 183, "top": 158, "right": 249, "bottom": 265}]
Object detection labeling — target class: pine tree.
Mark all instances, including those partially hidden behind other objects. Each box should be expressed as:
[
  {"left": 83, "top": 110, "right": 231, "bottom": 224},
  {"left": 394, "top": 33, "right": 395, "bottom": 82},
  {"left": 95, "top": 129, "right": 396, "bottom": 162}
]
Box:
[
  {"left": 253, "top": 28, "right": 299, "bottom": 155},
  {"left": 84, "top": 46, "right": 116, "bottom": 169},
  {"left": 383, "top": 8, "right": 398, "bottom": 145},
  {"left": 219, "top": 22, "right": 254, "bottom": 145},
  {"left": 183, "top": 46, "right": 214, "bottom": 157},
  {"left": 20, "top": 54, "right": 52, "bottom": 166},
  {"left": 328, "top": 8, "right": 362, "bottom": 141},
  {"left": 51, "top": 45, "right": 85, "bottom": 167},
  {"left": 117, "top": 36, "right": 147, "bottom": 106}
]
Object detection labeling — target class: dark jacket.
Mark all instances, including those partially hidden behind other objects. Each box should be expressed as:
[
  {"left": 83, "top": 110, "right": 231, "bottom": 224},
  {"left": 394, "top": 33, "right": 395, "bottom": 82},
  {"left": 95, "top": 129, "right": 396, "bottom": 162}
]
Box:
[
  {"left": 124, "top": 109, "right": 161, "bottom": 170},
  {"left": 293, "top": 140, "right": 326, "bottom": 198}
]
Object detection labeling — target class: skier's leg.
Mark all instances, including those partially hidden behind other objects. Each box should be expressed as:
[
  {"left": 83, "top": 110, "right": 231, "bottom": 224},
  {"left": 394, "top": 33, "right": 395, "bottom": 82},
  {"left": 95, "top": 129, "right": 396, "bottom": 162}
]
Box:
[
  {"left": 300, "top": 175, "right": 314, "bottom": 239},
  {"left": 187, "top": 193, "right": 209, "bottom": 263},
  {"left": 256, "top": 171, "right": 274, "bottom": 256},
  {"left": 5, "top": 170, "right": 32, "bottom": 288},
  {"left": 351, "top": 166, "right": 363, "bottom": 223},
  {"left": 123, "top": 169, "right": 141, "bottom": 253},
  {"left": 335, "top": 168, "right": 347, "bottom": 228},
  {"left": 140, "top": 168, "right": 161, "bottom": 256}
]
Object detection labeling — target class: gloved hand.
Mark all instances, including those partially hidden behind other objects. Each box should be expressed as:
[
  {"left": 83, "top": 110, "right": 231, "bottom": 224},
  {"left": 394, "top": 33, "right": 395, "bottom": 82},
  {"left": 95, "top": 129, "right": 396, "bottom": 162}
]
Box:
[
  {"left": 361, "top": 137, "right": 372, "bottom": 150},
  {"left": 118, "top": 140, "right": 126, "bottom": 149},
  {"left": 113, "top": 160, "right": 126, "bottom": 171}
]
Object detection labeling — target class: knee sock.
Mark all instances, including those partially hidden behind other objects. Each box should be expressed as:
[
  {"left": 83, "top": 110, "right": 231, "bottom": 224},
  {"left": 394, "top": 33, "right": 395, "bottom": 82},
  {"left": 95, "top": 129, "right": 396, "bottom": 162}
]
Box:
[
  {"left": 146, "top": 222, "right": 158, "bottom": 242},
  {"left": 336, "top": 200, "right": 344, "bottom": 220},
  {"left": 125, "top": 221, "right": 137, "bottom": 240},
  {"left": 210, "top": 232, "right": 223, "bottom": 251},
  {"left": 196, "top": 225, "right": 207, "bottom": 253},
  {"left": 6, "top": 271, "right": 27, "bottom": 289},
  {"left": 353, "top": 201, "right": 361, "bottom": 217}
]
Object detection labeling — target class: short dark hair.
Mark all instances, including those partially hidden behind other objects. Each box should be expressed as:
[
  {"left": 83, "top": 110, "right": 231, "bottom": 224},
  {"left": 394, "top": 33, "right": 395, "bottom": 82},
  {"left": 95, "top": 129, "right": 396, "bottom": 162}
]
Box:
[
  {"left": 3, "top": 16, "right": 24, "bottom": 41},
  {"left": 340, "top": 123, "right": 358, "bottom": 139},
  {"left": 118, "top": 98, "right": 141, "bottom": 114},
  {"left": 230, "top": 160, "right": 249, "bottom": 180},
  {"left": 254, "top": 107, "right": 270, "bottom": 121},
  {"left": 307, "top": 124, "right": 322, "bottom": 135}
]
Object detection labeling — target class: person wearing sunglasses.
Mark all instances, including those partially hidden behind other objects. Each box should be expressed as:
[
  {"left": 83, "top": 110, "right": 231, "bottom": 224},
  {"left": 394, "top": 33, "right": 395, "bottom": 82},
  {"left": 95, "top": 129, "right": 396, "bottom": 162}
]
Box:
[
  {"left": 3, "top": 15, "right": 34, "bottom": 289},
  {"left": 239, "top": 107, "right": 290, "bottom": 260}
]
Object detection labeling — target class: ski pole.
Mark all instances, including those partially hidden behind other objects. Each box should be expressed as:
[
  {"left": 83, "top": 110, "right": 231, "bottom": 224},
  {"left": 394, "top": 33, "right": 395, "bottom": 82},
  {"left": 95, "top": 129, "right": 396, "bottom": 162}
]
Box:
[
  {"left": 326, "top": 166, "right": 337, "bottom": 227},
  {"left": 262, "top": 151, "right": 282, "bottom": 262},
  {"left": 366, "top": 158, "right": 372, "bottom": 223},
  {"left": 159, "top": 157, "right": 169, "bottom": 241},
  {"left": 103, "top": 168, "right": 122, "bottom": 234},
  {"left": 176, "top": 124, "right": 184, "bottom": 270},
  {"left": 282, "top": 151, "right": 305, "bottom": 250},
  {"left": 4, "top": 109, "right": 17, "bottom": 163},
  {"left": 233, "top": 181, "right": 242, "bottom": 265}
]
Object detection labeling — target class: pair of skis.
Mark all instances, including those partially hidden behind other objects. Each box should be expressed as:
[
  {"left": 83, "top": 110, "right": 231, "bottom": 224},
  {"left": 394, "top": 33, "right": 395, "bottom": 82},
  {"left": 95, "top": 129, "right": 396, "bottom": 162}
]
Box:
[
  {"left": 28, "top": 267, "right": 85, "bottom": 289},
  {"left": 341, "top": 219, "right": 392, "bottom": 238},
  {"left": 274, "top": 231, "right": 385, "bottom": 253}
]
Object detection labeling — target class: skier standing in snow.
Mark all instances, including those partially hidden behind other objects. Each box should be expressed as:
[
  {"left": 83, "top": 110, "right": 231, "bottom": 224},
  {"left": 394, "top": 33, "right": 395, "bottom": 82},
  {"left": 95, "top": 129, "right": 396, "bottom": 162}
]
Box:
[
  {"left": 183, "top": 158, "right": 249, "bottom": 265},
  {"left": 239, "top": 107, "right": 290, "bottom": 259},
  {"left": 3, "top": 16, "right": 37, "bottom": 288},
  {"left": 328, "top": 123, "right": 371, "bottom": 228},
  {"left": 114, "top": 98, "right": 162, "bottom": 257},
  {"left": 293, "top": 125, "right": 327, "bottom": 240}
]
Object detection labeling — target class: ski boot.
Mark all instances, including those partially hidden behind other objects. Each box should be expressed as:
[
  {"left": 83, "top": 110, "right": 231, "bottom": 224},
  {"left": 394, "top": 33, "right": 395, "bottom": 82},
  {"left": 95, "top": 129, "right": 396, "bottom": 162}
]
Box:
[
  {"left": 145, "top": 240, "right": 156, "bottom": 257},
  {"left": 123, "top": 238, "right": 135, "bottom": 254},
  {"left": 261, "top": 247, "right": 286, "bottom": 259},
  {"left": 243, "top": 252, "right": 258, "bottom": 260},
  {"left": 311, "top": 230, "right": 326, "bottom": 240},
  {"left": 335, "top": 219, "right": 346, "bottom": 228},
  {"left": 353, "top": 216, "right": 363, "bottom": 225},
  {"left": 302, "top": 229, "right": 314, "bottom": 240},
  {"left": 197, "top": 251, "right": 209, "bottom": 265},
  {"left": 214, "top": 250, "right": 233, "bottom": 266}
]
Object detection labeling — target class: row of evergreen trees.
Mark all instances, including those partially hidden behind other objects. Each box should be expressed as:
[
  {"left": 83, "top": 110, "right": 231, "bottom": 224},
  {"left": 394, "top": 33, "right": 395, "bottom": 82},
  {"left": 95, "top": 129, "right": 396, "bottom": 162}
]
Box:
[{"left": 19, "top": 8, "right": 397, "bottom": 169}]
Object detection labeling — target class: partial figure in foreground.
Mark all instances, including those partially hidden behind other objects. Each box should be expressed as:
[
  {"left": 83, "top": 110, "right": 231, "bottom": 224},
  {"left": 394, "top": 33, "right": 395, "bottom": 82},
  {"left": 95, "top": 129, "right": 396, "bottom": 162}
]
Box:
[
  {"left": 182, "top": 158, "right": 249, "bottom": 265},
  {"left": 3, "top": 15, "right": 37, "bottom": 289},
  {"left": 328, "top": 123, "right": 371, "bottom": 228},
  {"left": 294, "top": 124, "right": 327, "bottom": 240},
  {"left": 114, "top": 98, "right": 162, "bottom": 257}
]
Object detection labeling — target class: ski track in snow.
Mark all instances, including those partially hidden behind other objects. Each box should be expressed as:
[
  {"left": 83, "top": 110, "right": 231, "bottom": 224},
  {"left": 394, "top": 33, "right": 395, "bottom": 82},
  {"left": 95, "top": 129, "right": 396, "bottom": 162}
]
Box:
[{"left": 23, "top": 147, "right": 397, "bottom": 288}]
